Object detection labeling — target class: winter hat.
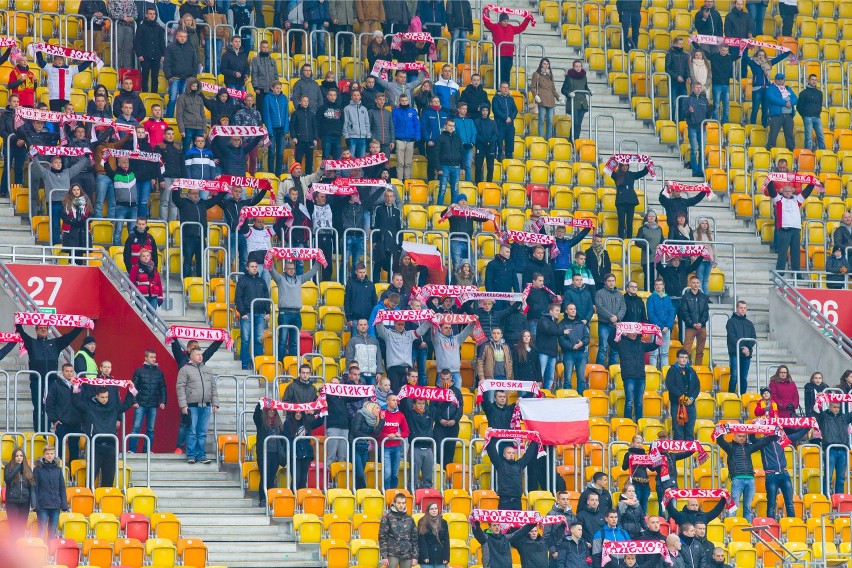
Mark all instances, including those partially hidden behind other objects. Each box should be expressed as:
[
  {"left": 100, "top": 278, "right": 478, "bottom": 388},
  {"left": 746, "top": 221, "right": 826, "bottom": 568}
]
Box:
[
  {"left": 499, "top": 13, "right": 510, "bottom": 21},
  {"left": 290, "top": 162, "right": 301, "bottom": 174},
  {"left": 82, "top": 336, "right": 96, "bottom": 347},
  {"left": 760, "top": 387, "right": 771, "bottom": 395}
]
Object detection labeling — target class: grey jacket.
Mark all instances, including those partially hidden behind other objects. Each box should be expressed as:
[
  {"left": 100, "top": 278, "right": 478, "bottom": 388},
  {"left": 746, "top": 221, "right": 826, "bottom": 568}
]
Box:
[
  {"left": 276, "top": 170, "right": 324, "bottom": 205},
  {"left": 343, "top": 102, "right": 371, "bottom": 139},
  {"left": 375, "top": 73, "right": 425, "bottom": 108},
  {"left": 595, "top": 287, "right": 627, "bottom": 322},
  {"left": 250, "top": 54, "right": 279, "bottom": 92},
  {"left": 433, "top": 322, "right": 475, "bottom": 373},
  {"left": 376, "top": 322, "right": 430, "bottom": 368},
  {"left": 291, "top": 77, "right": 324, "bottom": 112},
  {"left": 32, "top": 159, "right": 90, "bottom": 202},
  {"left": 329, "top": 0, "right": 356, "bottom": 25},
  {"left": 176, "top": 362, "right": 219, "bottom": 408},
  {"left": 344, "top": 333, "right": 385, "bottom": 375},
  {"left": 270, "top": 262, "right": 320, "bottom": 309},
  {"left": 175, "top": 78, "right": 207, "bottom": 132},
  {"left": 369, "top": 107, "right": 395, "bottom": 147}
]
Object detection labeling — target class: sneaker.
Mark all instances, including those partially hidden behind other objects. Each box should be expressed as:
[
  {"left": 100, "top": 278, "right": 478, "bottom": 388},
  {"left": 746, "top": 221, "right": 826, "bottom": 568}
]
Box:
[
  {"left": 174, "top": 448, "right": 184, "bottom": 455},
  {"left": 259, "top": 500, "right": 267, "bottom": 508},
  {"left": 187, "top": 458, "right": 196, "bottom": 464},
  {"left": 200, "top": 458, "right": 213, "bottom": 465}
]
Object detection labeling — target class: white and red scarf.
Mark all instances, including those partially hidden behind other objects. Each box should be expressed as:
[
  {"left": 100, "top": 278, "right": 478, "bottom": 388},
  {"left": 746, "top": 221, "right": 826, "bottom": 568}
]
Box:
[
  {"left": 483, "top": 4, "right": 536, "bottom": 25},
  {"left": 0, "top": 37, "right": 17, "bottom": 47},
  {"left": 14, "top": 311, "right": 94, "bottom": 329},
  {"left": 170, "top": 179, "right": 231, "bottom": 193},
  {"left": 0, "top": 332, "right": 25, "bottom": 356},
  {"left": 14, "top": 106, "right": 62, "bottom": 130},
  {"left": 373, "top": 309, "right": 435, "bottom": 323},
  {"left": 627, "top": 453, "right": 663, "bottom": 473},
  {"left": 689, "top": 35, "right": 795, "bottom": 59},
  {"left": 482, "top": 428, "right": 546, "bottom": 457},
  {"left": 263, "top": 247, "right": 327, "bottom": 269},
  {"left": 29, "top": 145, "right": 92, "bottom": 163},
  {"left": 757, "top": 417, "right": 820, "bottom": 437},
  {"left": 603, "top": 154, "right": 657, "bottom": 178},
  {"left": 654, "top": 244, "right": 712, "bottom": 263},
  {"left": 259, "top": 396, "right": 328, "bottom": 414},
  {"left": 237, "top": 205, "right": 293, "bottom": 229},
  {"left": 649, "top": 439, "right": 708, "bottom": 482},
  {"left": 761, "top": 172, "right": 822, "bottom": 195},
  {"left": 430, "top": 312, "right": 486, "bottom": 345},
  {"left": 390, "top": 32, "right": 438, "bottom": 59},
  {"left": 321, "top": 153, "right": 388, "bottom": 171},
  {"left": 470, "top": 508, "right": 540, "bottom": 526},
  {"left": 208, "top": 124, "right": 270, "bottom": 146},
  {"left": 532, "top": 216, "right": 595, "bottom": 231},
  {"left": 813, "top": 393, "right": 852, "bottom": 412},
  {"left": 397, "top": 384, "right": 459, "bottom": 406},
  {"left": 440, "top": 204, "right": 496, "bottom": 223},
  {"left": 458, "top": 290, "right": 525, "bottom": 304},
  {"left": 662, "top": 488, "right": 735, "bottom": 510},
  {"left": 663, "top": 181, "right": 714, "bottom": 200},
  {"left": 711, "top": 422, "right": 789, "bottom": 446},
  {"left": 410, "top": 284, "right": 479, "bottom": 305},
  {"left": 521, "top": 283, "right": 562, "bottom": 314},
  {"left": 476, "top": 380, "right": 540, "bottom": 404},
  {"left": 305, "top": 183, "right": 360, "bottom": 200},
  {"left": 370, "top": 60, "right": 429, "bottom": 80},
  {"left": 164, "top": 325, "right": 233, "bottom": 349},
  {"left": 615, "top": 322, "right": 663, "bottom": 345},
  {"left": 101, "top": 148, "right": 165, "bottom": 173},
  {"left": 602, "top": 541, "right": 672, "bottom": 566},
  {"left": 501, "top": 230, "right": 554, "bottom": 247},
  {"left": 72, "top": 376, "right": 135, "bottom": 390},
  {"left": 27, "top": 42, "right": 104, "bottom": 68},
  {"left": 199, "top": 81, "right": 247, "bottom": 100},
  {"left": 218, "top": 174, "right": 273, "bottom": 192},
  {"left": 335, "top": 177, "right": 391, "bottom": 188},
  {"left": 320, "top": 383, "right": 376, "bottom": 399}
]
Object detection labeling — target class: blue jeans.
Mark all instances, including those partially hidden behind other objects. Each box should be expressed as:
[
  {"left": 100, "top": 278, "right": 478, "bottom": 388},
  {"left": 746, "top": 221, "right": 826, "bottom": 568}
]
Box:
[
  {"left": 113, "top": 204, "right": 136, "bottom": 245},
  {"left": 240, "top": 314, "right": 267, "bottom": 367},
  {"left": 414, "top": 344, "right": 428, "bottom": 385},
  {"left": 731, "top": 477, "right": 756, "bottom": 522},
  {"left": 696, "top": 259, "right": 711, "bottom": 294},
  {"left": 450, "top": 238, "right": 470, "bottom": 271},
  {"left": 187, "top": 405, "right": 212, "bottom": 461},
  {"left": 623, "top": 378, "right": 646, "bottom": 421},
  {"left": 322, "top": 135, "right": 341, "bottom": 160},
  {"left": 827, "top": 447, "right": 849, "bottom": 496},
  {"left": 765, "top": 471, "right": 795, "bottom": 517},
  {"left": 438, "top": 165, "right": 461, "bottom": 205},
  {"left": 347, "top": 138, "right": 368, "bottom": 157},
  {"left": 383, "top": 444, "right": 402, "bottom": 490},
  {"left": 309, "top": 23, "right": 326, "bottom": 56},
  {"left": 277, "top": 310, "right": 302, "bottom": 358},
  {"left": 166, "top": 78, "right": 186, "bottom": 118},
  {"left": 93, "top": 174, "right": 115, "bottom": 218},
  {"left": 131, "top": 406, "right": 158, "bottom": 452},
  {"left": 461, "top": 146, "right": 473, "bottom": 182},
  {"left": 649, "top": 328, "right": 671, "bottom": 368},
  {"left": 748, "top": 2, "right": 767, "bottom": 35},
  {"left": 50, "top": 201, "right": 63, "bottom": 245},
  {"left": 355, "top": 443, "right": 369, "bottom": 489},
  {"left": 750, "top": 88, "right": 768, "bottom": 126},
  {"left": 538, "top": 353, "right": 557, "bottom": 390},
  {"left": 803, "top": 116, "right": 826, "bottom": 150},
  {"left": 712, "top": 84, "right": 730, "bottom": 125},
  {"left": 37, "top": 508, "right": 61, "bottom": 538},
  {"left": 136, "top": 180, "right": 151, "bottom": 218},
  {"left": 671, "top": 81, "right": 687, "bottom": 121},
  {"left": 451, "top": 28, "right": 468, "bottom": 63},
  {"left": 635, "top": 483, "right": 651, "bottom": 514},
  {"left": 728, "top": 354, "right": 751, "bottom": 394},
  {"left": 345, "top": 233, "right": 364, "bottom": 275},
  {"left": 671, "top": 403, "right": 696, "bottom": 440},
  {"left": 562, "top": 350, "right": 588, "bottom": 393},
  {"left": 205, "top": 38, "right": 222, "bottom": 73},
  {"left": 269, "top": 127, "right": 287, "bottom": 176},
  {"left": 596, "top": 323, "right": 619, "bottom": 366},
  {"left": 182, "top": 128, "right": 203, "bottom": 154},
  {"left": 688, "top": 126, "right": 704, "bottom": 176},
  {"left": 362, "top": 210, "right": 372, "bottom": 234},
  {"left": 538, "top": 106, "right": 554, "bottom": 140}
]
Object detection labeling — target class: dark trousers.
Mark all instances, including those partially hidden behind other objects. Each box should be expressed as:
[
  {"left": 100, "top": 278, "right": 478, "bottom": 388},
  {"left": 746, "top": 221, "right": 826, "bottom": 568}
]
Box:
[
  {"left": 94, "top": 444, "right": 117, "bottom": 487},
  {"left": 254, "top": 90, "right": 267, "bottom": 114},
  {"left": 5, "top": 501, "right": 30, "bottom": 535},
  {"left": 0, "top": 141, "right": 26, "bottom": 196},
  {"left": 294, "top": 457, "right": 311, "bottom": 489},
  {"left": 496, "top": 122, "right": 515, "bottom": 160},
  {"left": 269, "top": 127, "right": 287, "bottom": 176},
  {"left": 49, "top": 99, "right": 69, "bottom": 112},
  {"left": 333, "top": 24, "right": 354, "bottom": 57},
  {"left": 767, "top": 114, "right": 795, "bottom": 151},
  {"left": 499, "top": 496, "right": 522, "bottom": 510},
  {"left": 426, "top": 142, "right": 439, "bottom": 181},
  {"left": 140, "top": 58, "right": 161, "bottom": 93},
  {"left": 182, "top": 234, "right": 203, "bottom": 277},
  {"left": 474, "top": 150, "right": 495, "bottom": 184},
  {"left": 56, "top": 423, "right": 82, "bottom": 462},
  {"left": 779, "top": 4, "right": 797, "bottom": 35},
  {"left": 616, "top": 204, "right": 635, "bottom": 239},
  {"left": 571, "top": 107, "right": 587, "bottom": 140},
  {"left": 670, "top": 81, "right": 687, "bottom": 121},
  {"left": 387, "top": 365, "right": 409, "bottom": 393},
  {"left": 775, "top": 227, "right": 801, "bottom": 272},
  {"left": 257, "top": 449, "right": 280, "bottom": 499},
  {"left": 620, "top": 10, "right": 641, "bottom": 50},
  {"left": 498, "top": 55, "right": 513, "bottom": 87},
  {"left": 294, "top": 141, "right": 315, "bottom": 174},
  {"left": 317, "top": 234, "right": 335, "bottom": 280}
]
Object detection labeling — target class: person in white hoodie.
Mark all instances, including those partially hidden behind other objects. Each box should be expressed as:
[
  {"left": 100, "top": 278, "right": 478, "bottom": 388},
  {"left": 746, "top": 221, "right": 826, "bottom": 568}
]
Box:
[{"left": 343, "top": 90, "right": 371, "bottom": 158}]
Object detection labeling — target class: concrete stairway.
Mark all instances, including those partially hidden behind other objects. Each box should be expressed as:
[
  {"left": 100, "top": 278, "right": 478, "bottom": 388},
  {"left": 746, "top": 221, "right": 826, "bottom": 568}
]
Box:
[{"left": 505, "top": 2, "right": 810, "bottom": 386}]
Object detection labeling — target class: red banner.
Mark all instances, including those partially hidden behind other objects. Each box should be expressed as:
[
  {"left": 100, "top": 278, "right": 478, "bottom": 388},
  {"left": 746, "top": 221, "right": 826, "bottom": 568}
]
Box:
[{"left": 792, "top": 288, "right": 852, "bottom": 338}]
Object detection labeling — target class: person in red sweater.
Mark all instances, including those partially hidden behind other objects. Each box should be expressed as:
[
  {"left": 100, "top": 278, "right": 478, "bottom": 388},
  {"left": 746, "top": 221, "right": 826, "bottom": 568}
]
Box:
[
  {"left": 482, "top": 7, "right": 532, "bottom": 88},
  {"left": 8, "top": 54, "right": 36, "bottom": 108},
  {"left": 128, "top": 248, "right": 164, "bottom": 310},
  {"left": 753, "top": 386, "right": 780, "bottom": 418},
  {"left": 143, "top": 104, "right": 168, "bottom": 147},
  {"left": 769, "top": 365, "right": 799, "bottom": 418},
  {"left": 379, "top": 393, "right": 409, "bottom": 492}
]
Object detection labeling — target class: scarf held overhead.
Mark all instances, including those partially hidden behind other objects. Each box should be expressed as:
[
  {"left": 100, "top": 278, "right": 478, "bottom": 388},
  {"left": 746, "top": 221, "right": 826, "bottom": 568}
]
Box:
[
  {"left": 263, "top": 247, "right": 328, "bottom": 269},
  {"left": 397, "top": 384, "right": 459, "bottom": 406},
  {"left": 237, "top": 205, "right": 293, "bottom": 229},
  {"left": 475, "top": 380, "right": 541, "bottom": 403},
  {"left": 813, "top": 393, "right": 852, "bottom": 412},
  {"left": 14, "top": 311, "right": 94, "bottom": 329},
  {"left": 615, "top": 322, "right": 663, "bottom": 345},
  {"left": 654, "top": 244, "right": 711, "bottom": 263},
  {"left": 164, "top": 325, "right": 233, "bottom": 349},
  {"left": 482, "top": 428, "right": 547, "bottom": 457},
  {"left": 27, "top": 42, "right": 104, "bottom": 68},
  {"left": 483, "top": 4, "right": 536, "bottom": 25},
  {"left": 603, "top": 154, "right": 657, "bottom": 178},
  {"left": 208, "top": 125, "right": 270, "bottom": 146},
  {"left": 663, "top": 488, "right": 735, "bottom": 510},
  {"left": 602, "top": 541, "right": 672, "bottom": 566},
  {"left": 390, "top": 32, "right": 438, "bottom": 59},
  {"left": 321, "top": 152, "right": 388, "bottom": 171}
]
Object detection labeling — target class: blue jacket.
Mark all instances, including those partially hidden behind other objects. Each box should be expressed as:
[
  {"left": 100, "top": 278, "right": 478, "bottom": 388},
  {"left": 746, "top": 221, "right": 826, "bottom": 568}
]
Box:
[
  {"left": 421, "top": 108, "right": 448, "bottom": 143},
  {"left": 562, "top": 283, "right": 595, "bottom": 323},
  {"left": 184, "top": 146, "right": 220, "bottom": 180},
  {"left": 765, "top": 84, "right": 798, "bottom": 118},
  {"left": 368, "top": 301, "right": 399, "bottom": 337},
  {"left": 454, "top": 115, "right": 476, "bottom": 146},
  {"left": 742, "top": 49, "right": 791, "bottom": 89},
  {"left": 757, "top": 428, "right": 808, "bottom": 473},
  {"left": 491, "top": 93, "right": 519, "bottom": 124},
  {"left": 304, "top": 0, "right": 330, "bottom": 23},
  {"left": 392, "top": 106, "right": 420, "bottom": 141},
  {"left": 433, "top": 78, "right": 460, "bottom": 112},
  {"left": 263, "top": 91, "right": 290, "bottom": 130},
  {"left": 417, "top": 0, "right": 447, "bottom": 25},
  {"left": 646, "top": 291, "right": 676, "bottom": 330}
]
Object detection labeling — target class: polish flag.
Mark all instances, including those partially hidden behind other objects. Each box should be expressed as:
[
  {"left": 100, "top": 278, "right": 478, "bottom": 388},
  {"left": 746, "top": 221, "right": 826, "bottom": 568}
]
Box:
[
  {"left": 517, "top": 398, "right": 590, "bottom": 445},
  {"left": 402, "top": 241, "right": 444, "bottom": 272}
]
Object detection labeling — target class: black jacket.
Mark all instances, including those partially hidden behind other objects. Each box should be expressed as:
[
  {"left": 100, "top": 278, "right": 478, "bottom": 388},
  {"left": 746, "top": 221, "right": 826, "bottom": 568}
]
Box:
[
  {"left": 623, "top": 293, "right": 647, "bottom": 323},
  {"left": 584, "top": 248, "right": 611, "bottom": 289},
  {"left": 656, "top": 258, "right": 703, "bottom": 298},
  {"left": 221, "top": 48, "right": 250, "bottom": 87},
  {"left": 170, "top": 191, "right": 219, "bottom": 237},
  {"left": 463, "top": 85, "right": 491, "bottom": 114},
  {"left": 608, "top": 334, "right": 657, "bottom": 379},
  {"left": 373, "top": 203, "right": 402, "bottom": 254},
  {"left": 481, "top": 397, "right": 515, "bottom": 431},
  {"left": 134, "top": 18, "right": 166, "bottom": 60},
  {"left": 485, "top": 256, "right": 516, "bottom": 293},
  {"left": 804, "top": 381, "right": 828, "bottom": 418},
  {"left": 723, "top": 7, "right": 753, "bottom": 38},
  {"left": 559, "top": 316, "right": 590, "bottom": 353},
  {"left": 576, "top": 507, "right": 606, "bottom": 547},
  {"left": 578, "top": 483, "right": 613, "bottom": 515},
  {"left": 725, "top": 312, "right": 756, "bottom": 358},
  {"left": 612, "top": 167, "right": 649, "bottom": 206},
  {"left": 316, "top": 101, "right": 344, "bottom": 137},
  {"left": 694, "top": 7, "right": 723, "bottom": 36},
  {"left": 665, "top": 364, "right": 701, "bottom": 401},
  {"left": 33, "top": 457, "right": 68, "bottom": 510},
  {"left": 72, "top": 389, "right": 136, "bottom": 440},
  {"left": 617, "top": 498, "right": 648, "bottom": 539},
  {"left": 446, "top": 0, "right": 474, "bottom": 31},
  {"left": 350, "top": 410, "right": 384, "bottom": 442},
  {"left": 402, "top": 399, "right": 436, "bottom": 445},
  {"left": 525, "top": 287, "right": 554, "bottom": 322},
  {"left": 523, "top": 257, "right": 555, "bottom": 289},
  {"left": 418, "top": 519, "right": 451, "bottom": 565},
  {"left": 4, "top": 463, "right": 35, "bottom": 507},
  {"left": 703, "top": 48, "right": 741, "bottom": 86},
  {"left": 679, "top": 289, "right": 710, "bottom": 327},
  {"left": 132, "top": 363, "right": 167, "bottom": 408},
  {"left": 666, "top": 499, "right": 727, "bottom": 526},
  {"left": 46, "top": 378, "right": 83, "bottom": 428},
  {"left": 679, "top": 536, "right": 709, "bottom": 568},
  {"left": 123, "top": 227, "right": 159, "bottom": 269},
  {"left": 474, "top": 113, "right": 499, "bottom": 152},
  {"left": 486, "top": 438, "right": 539, "bottom": 499},
  {"left": 16, "top": 325, "right": 83, "bottom": 381},
  {"left": 155, "top": 141, "right": 185, "bottom": 179},
  {"left": 344, "top": 276, "right": 377, "bottom": 322},
  {"left": 511, "top": 524, "right": 549, "bottom": 568},
  {"left": 114, "top": 88, "right": 147, "bottom": 122},
  {"left": 536, "top": 314, "right": 563, "bottom": 358},
  {"left": 437, "top": 130, "right": 463, "bottom": 166},
  {"left": 472, "top": 522, "right": 513, "bottom": 568},
  {"left": 651, "top": 450, "right": 693, "bottom": 491},
  {"left": 290, "top": 106, "right": 317, "bottom": 141},
  {"left": 204, "top": 90, "right": 240, "bottom": 125},
  {"left": 659, "top": 190, "right": 705, "bottom": 230},
  {"left": 665, "top": 47, "right": 690, "bottom": 82},
  {"left": 681, "top": 93, "right": 710, "bottom": 128},
  {"left": 796, "top": 85, "right": 823, "bottom": 118},
  {"left": 170, "top": 339, "right": 222, "bottom": 368},
  {"left": 815, "top": 408, "right": 852, "bottom": 448},
  {"left": 216, "top": 189, "right": 267, "bottom": 231},
  {"left": 555, "top": 537, "right": 591, "bottom": 568},
  {"left": 325, "top": 393, "right": 352, "bottom": 430},
  {"left": 544, "top": 504, "right": 577, "bottom": 555},
  {"left": 234, "top": 271, "right": 270, "bottom": 316}
]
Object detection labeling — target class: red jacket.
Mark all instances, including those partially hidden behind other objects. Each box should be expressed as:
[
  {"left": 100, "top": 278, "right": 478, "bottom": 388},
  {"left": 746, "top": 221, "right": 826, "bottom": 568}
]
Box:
[
  {"left": 129, "top": 263, "right": 164, "bottom": 302},
  {"left": 9, "top": 67, "right": 36, "bottom": 108},
  {"left": 482, "top": 11, "right": 531, "bottom": 57},
  {"left": 769, "top": 379, "right": 800, "bottom": 418},
  {"left": 379, "top": 408, "right": 409, "bottom": 448},
  {"left": 753, "top": 400, "right": 779, "bottom": 418}
]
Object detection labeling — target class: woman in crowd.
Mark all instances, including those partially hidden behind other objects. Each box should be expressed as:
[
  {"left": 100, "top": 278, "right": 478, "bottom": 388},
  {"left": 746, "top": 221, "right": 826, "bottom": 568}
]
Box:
[
  {"left": 4, "top": 447, "right": 36, "bottom": 536},
  {"left": 513, "top": 330, "right": 542, "bottom": 385},
  {"left": 669, "top": 212, "right": 693, "bottom": 242},
  {"left": 453, "top": 259, "right": 477, "bottom": 286},
  {"left": 610, "top": 162, "right": 650, "bottom": 240},
  {"left": 694, "top": 218, "right": 716, "bottom": 294},
  {"left": 742, "top": 46, "right": 791, "bottom": 126},
  {"left": 128, "top": 248, "right": 164, "bottom": 310},
  {"left": 530, "top": 57, "right": 559, "bottom": 140},
  {"left": 838, "top": 369, "right": 852, "bottom": 394},
  {"left": 768, "top": 365, "right": 800, "bottom": 418},
  {"left": 561, "top": 59, "right": 589, "bottom": 141},
  {"left": 366, "top": 30, "right": 392, "bottom": 73},
  {"left": 253, "top": 401, "right": 285, "bottom": 508},
  {"left": 59, "top": 183, "right": 93, "bottom": 265},
  {"left": 418, "top": 502, "right": 450, "bottom": 568},
  {"left": 621, "top": 435, "right": 651, "bottom": 513},
  {"left": 689, "top": 50, "right": 713, "bottom": 102},
  {"left": 804, "top": 371, "right": 828, "bottom": 417}
]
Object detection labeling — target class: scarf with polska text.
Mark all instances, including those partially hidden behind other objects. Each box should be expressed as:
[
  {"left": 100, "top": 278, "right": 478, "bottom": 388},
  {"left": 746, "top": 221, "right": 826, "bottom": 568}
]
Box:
[
  {"left": 260, "top": 396, "right": 328, "bottom": 414},
  {"left": 483, "top": 4, "right": 536, "bottom": 25},
  {"left": 170, "top": 179, "right": 231, "bottom": 193},
  {"left": 470, "top": 508, "right": 540, "bottom": 526},
  {"left": 430, "top": 312, "right": 486, "bottom": 345},
  {"left": 305, "top": 183, "right": 360, "bottom": 201},
  {"left": 649, "top": 439, "right": 708, "bottom": 481},
  {"left": 654, "top": 244, "right": 711, "bottom": 263},
  {"left": 217, "top": 174, "right": 273, "bottom": 191},
  {"left": 390, "top": 32, "right": 438, "bottom": 59},
  {"left": 72, "top": 376, "right": 136, "bottom": 391},
  {"left": 164, "top": 325, "right": 233, "bottom": 349},
  {"left": 482, "top": 428, "right": 546, "bottom": 457},
  {"left": 14, "top": 311, "right": 94, "bottom": 329},
  {"left": 373, "top": 309, "right": 435, "bottom": 322},
  {"left": 101, "top": 148, "right": 164, "bottom": 173},
  {"left": 410, "top": 284, "right": 479, "bottom": 305},
  {"left": 397, "top": 384, "right": 459, "bottom": 406},
  {"left": 757, "top": 416, "right": 820, "bottom": 437},
  {"left": 761, "top": 172, "right": 822, "bottom": 194},
  {"left": 711, "top": 422, "right": 789, "bottom": 446},
  {"left": 439, "top": 204, "right": 496, "bottom": 223},
  {"left": 370, "top": 60, "right": 429, "bottom": 80},
  {"left": 813, "top": 393, "right": 852, "bottom": 412},
  {"left": 628, "top": 453, "right": 663, "bottom": 474},
  {"left": 14, "top": 106, "right": 62, "bottom": 130},
  {"left": 321, "top": 152, "right": 388, "bottom": 171},
  {"left": 602, "top": 541, "right": 672, "bottom": 566},
  {"left": 663, "top": 181, "right": 714, "bottom": 200},
  {"left": 663, "top": 488, "right": 735, "bottom": 510},
  {"left": 208, "top": 125, "right": 270, "bottom": 146},
  {"left": 27, "top": 42, "right": 103, "bottom": 68},
  {"left": 320, "top": 383, "right": 376, "bottom": 399},
  {"left": 237, "top": 205, "right": 293, "bottom": 229},
  {"left": 199, "top": 81, "right": 247, "bottom": 100},
  {"left": 263, "top": 247, "right": 327, "bottom": 269},
  {"left": 615, "top": 322, "right": 663, "bottom": 345},
  {"left": 0, "top": 332, "right": 25, "bottom": 356},
  {"left": 475, "top": 380, "right": 540, "bottom": 404},
  {"left": 532, "top": 216, "right": 595, "bottom": 232},
  {"left": 603, "top": 153, "right": 657, "bottom": 179}
]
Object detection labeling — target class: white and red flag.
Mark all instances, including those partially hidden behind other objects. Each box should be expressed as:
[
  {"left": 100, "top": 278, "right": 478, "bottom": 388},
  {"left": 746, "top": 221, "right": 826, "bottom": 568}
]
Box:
[{"left": 516, "top": 397, "right": 589, "bottom": 445}]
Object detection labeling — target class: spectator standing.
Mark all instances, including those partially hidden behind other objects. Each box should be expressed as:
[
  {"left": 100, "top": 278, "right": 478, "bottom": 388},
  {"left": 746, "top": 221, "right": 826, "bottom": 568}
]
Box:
[
  {"left": 291, "top": 64, "right": 324, "bottom": 113},
  {"left": 130, "top": 349, "right": 166, "bottom": 452},
  {"left": 536, "top": 303, "right": 564, "bottom": 389},
  {"left": 511, "top": 523, "right": 549, "bottom": 568},
  {"left": 329, "top": 0, "right": 355, "bottom": 57},
  {"left": 765, "top": 74, "right": 797, "bottom": 151},
  {"left": 804, "top": 372, "right": 828, "bottom": 418},
  {"left": 72, "top": 384, "right": 137, "bottom": 483},
  {"left": 693, "top": 219, "right": 716, "bottom": 294},
  {"left": 418, "top": 0, "right": 447, "bottom": 39},
  {"left": 250, "top": 41, "right": 279, "bottom": 112},
  {"left": 32, "top": 445, "right": 68, "bottom": 538},
  {"left": 171, "top": 185, "right": 219, "bottom": 277},
  {"left": 610, "top": 163, "right": 649, "bottom": 239},
  {"left": 379, "top": 492, "right": 419, "bottom": 568},
  {"left": 288, "top": 95, "right": 318, "bottom": 175},
  {"left": 832, "top": 211, "right": 851, "bottom": 258},
  {"left": 232, "top": 94, "right": 265, "bottom": 175},
  {"left": 253, "top": 402, "right": 284, "bottom": 507},
  {"left": 3, "top": 447, "right": 36, "bottom": 536},
  {"left": 666, "top": 349, "right": 700, "bottom": 440},
  {"left": 46, "top": 365, "right": 83, "bottom": 463},
  {"left": 175, "top": 348, "right": 218, "bottom": 464},
  {"left": 317, "top": 88, "right": 344, "bottom": 160},
  {"left": 699, "top": 44, "right": 740, "bottom": 124},
  {"left": 175, "top": 79, "right": 207, "bottom": 152},
  {"left": 270, "top": 260, "right": 320, "bottom": 358},
  {"left": 401, "top": 395, "right": 437, "bottom": 488},
  {"left": 134, "top": 7, "right": 166, "bottom": 93},
  {"left": 759, "top": 425, "right": 808, "bottom": 518},
  {"left": 768, "top": 365, "right": 799, "bottom": 418},
  {"left": 477, "top": 327, "right": 514, "bottom": 386},
  {"left": 659, "top": 188, "right": 707, "bottom": 237},
  {"left": 370, "top": 93, "right": 395, "bottom": 157},
  {"left": 715, "top": 431, "right": 777, "bottom": 521},
  {"left": 682, "top": 81, "right": 710, "bottom": 178},
  {"left": 778, "top": 0, "right": 798, "bottom": 35},
  {"left": 229, "top": 0, "right": 256, "bottom": 50},
  {"left": 418, "top": 502, "right": 450, "bottom": 566},
  {"left": 579, "top": 472, "right": 613, "bottom": 514},
  {"left": 560, "top": 303, "right": 590, "bottom": 394},
  {"left": 221, "top": 36, "right": 250, "bottom": 91},
  {"left": 585, "top": 234, "right": 612, "bottom": 290},
  {"left": 284, "top": 409, "right": 320, "bottom": 489},
  {"left": 742, "top": 47, "right": 791, "bottom": 126},
  {"left": 647, "top": 278, "right": 675, "bottom": 368},
  {"left": 79, "top": 1, "right": 109, "bottom": 52},
  {"left": 561, "top": 60, "right": 590, "bottom": 141},
  {"left": 392, "top": 94, "right": 420, "bottom": 181},
  {"left": 694, "top": 0, "right": 723, "bottom": 37},
  {"left": 747, "top": 0, "right": 768, "bottom": 35},
  {"left": 594, "top": 273, "right": 626, "bottom": 367},
  {"left": 665, "top": 37, "right": 690, "bottom": 121},
  {"left": 123, "top": 216, "right": 159, "bottom": 272},
  {"left": 486, "top": 432, "right": 540, "bottom": 510},
  {"left": 234, "top": 260, "right": 270, "bottom": 370},
  {"left": 591, "top": 510, "right": 631, "bottom": 568},
  {"left": 797, "top": 74, "right": 825, "bottom": 151},
  {"left": 724, "top": 0, "right": 754, "bottom": 47},
  {"left": 355, "top": 0, "right": 386, "bottom": 57},
  {"left": 679, "top": 276, "right": 710, "bottom": 366},
  {"left": 372, "top": 189, "right": 402, "bottom": 281},
  {"left": 555, "top": 522, "right": 591, "bottom": 568},
  {"left": 485, "top": 244, "right": 517, "bottom": 297},
  {"left": 827, "top": 245, "right": 851, "bottom": 288},
  {"left": 609, "top": 331, "right": 658, "bottom": 421},
  {"left": 491, "top": 82, "right": 518, "bottom": 160},
  {"left": 108, "top": 0, "right": 137, "bottom": 70},
  {"left": 447, "top": 0, "right": 474, "bottom": 64},
  {"left": 379, "top": 393, "right": 409, "bottom": 490},
  {"left": 530, "top": 58, "right": 559, "bottom": 140},
  {"left": 474, "top": 104, "right": 498, "bottom": 184},
  {"left": 343, "top": 89, "right": 371, "bottom": 157},
  {"left": 432, "top": 322, "right": 475, "bottom": 389},
  {"left": 563, "top": 272, "right": 595, "bottom": 327},
  {"left": 128, "top": 248, "right": 164, "bottom": 309},
  {"left": 482, "top": 7, "right": 532, "bottom": 85},
  {"left": 815, "top": 401, "right": 852, "bottom": 496},
  {"left": 437, "top": 119, "right": 463, "bottom": 204},
  {"left": 621, "top": 436, "right": 652, "bottom": 513},
  {"left": 617, "top": 0, "right": 642, "bottom": 51},
  {"left": 434, "top": 64, "right": 461, "bottom": 114},
  {"left": 577, "top": 493, "right": 606, "bottom": 549},
  {"left": 421, "top": 95, "right": 448, "bottom": 182},
  {"left": 345, "top": 263, "right": 378, "bottom": 326},
  {"left": 156, "top": 129, "right": 184, "bottom": 220},
  {"left": 454, "top": 103, "right": 476, "bottom": 183},
  {"left": 767, "top": 176, "right": 819, "bottom": 274},
  {"left": 351, "top": 401, "right": 383, "bottom": 489},
  {"left": 345, "top": 319, "right": 385, "bottom": 385},
  {"left": 8, "top": 55, "right": 36, "bottom": 109},
  {"left": 725, "top": 300, "right": 756, "bottom": 394},
  {"left": 677, "top": 524, "right": 709, "bottom": 568},
  {"left": 58, "top": 184, "right": 93, "bottom": 265},
  {"left": 460, "top": 74, "right": 489, "bottom": 113}
]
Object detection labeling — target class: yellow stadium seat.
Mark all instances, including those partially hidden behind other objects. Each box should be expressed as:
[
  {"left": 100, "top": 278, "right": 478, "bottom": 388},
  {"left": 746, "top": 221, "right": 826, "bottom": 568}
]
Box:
[{"left": 145, "top": 538, "right": 177, "bottom": 568}]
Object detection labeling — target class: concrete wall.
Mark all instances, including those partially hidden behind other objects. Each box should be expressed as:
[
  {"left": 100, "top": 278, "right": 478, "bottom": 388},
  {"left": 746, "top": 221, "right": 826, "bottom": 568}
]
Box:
[{"left": 769, "top": 289, "right": 852, "bottom": 382}]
